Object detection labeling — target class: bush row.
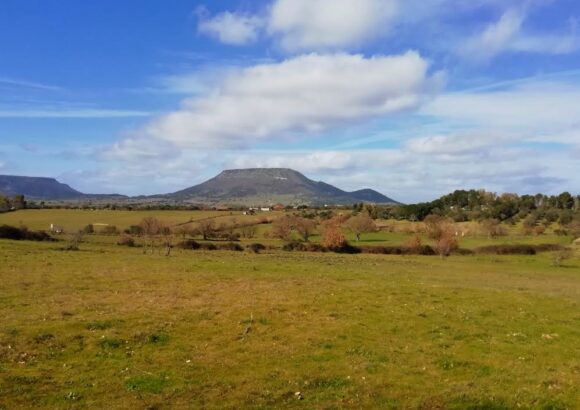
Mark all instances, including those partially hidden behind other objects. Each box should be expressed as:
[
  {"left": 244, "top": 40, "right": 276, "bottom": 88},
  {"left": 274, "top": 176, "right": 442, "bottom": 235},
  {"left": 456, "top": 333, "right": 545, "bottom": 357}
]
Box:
[
  {"left": 472, "top": 244, "right": 565, "bottom": 255},
  {"left": 0, "top": 225, "right": 54, "bottom": 241},
  {"left": 132, "top": 237, "right": 568, "bottom": 256},
  {"left": 282, "top": 242, "right": 566, "bottom": 255},
  {"left": 177, "top": 239, "right": 246, "bottom": 252}
]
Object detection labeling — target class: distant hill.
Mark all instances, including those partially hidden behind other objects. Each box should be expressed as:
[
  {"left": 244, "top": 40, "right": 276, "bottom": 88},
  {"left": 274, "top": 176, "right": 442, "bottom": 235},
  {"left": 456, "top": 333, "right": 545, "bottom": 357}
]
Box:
[
  {"left": 163, "top": 168, "right": 399, "bottom": 206},
  {"left": 0, "top": 169, "right": 399, "bottom": 205},
  {"left": 0, "top": 175, "right": 127, "bottom": 201},
  {"left": 0, "top": 175, "right": 84, "bottom": 200}
]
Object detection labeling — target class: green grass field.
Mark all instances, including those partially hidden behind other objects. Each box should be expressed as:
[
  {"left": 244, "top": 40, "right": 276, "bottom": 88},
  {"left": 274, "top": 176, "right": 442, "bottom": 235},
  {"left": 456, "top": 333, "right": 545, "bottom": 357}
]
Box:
[
  {"left": 0, "top": 209, "right": 247, "bottom": 232},
  {"left": 1, "top": 210, "right": 579, "bottom": 409},
  {"left": 0, "top": 209, "right": 575, "bottom": 250}
]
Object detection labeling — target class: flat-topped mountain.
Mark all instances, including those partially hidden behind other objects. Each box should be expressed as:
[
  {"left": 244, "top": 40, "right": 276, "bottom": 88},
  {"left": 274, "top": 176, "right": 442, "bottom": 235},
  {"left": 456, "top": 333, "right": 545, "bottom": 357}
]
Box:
[
  {"left": 0, "top": 175, "right": 127, "bottom": 201},
  {"left": 165, "top": 168, "right": 398, "bottom": 205},
  {"left": 0, "top": 175, "right": 84, "bottom": 200},
  {"left": 1, "top": 169, "right": 399, "bottom": 205}
]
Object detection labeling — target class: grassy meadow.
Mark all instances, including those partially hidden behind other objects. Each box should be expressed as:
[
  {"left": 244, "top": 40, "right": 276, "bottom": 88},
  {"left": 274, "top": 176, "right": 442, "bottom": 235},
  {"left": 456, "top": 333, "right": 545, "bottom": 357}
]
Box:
[{"left": 1, "top": 209, "right": 579, "bottom": 409}]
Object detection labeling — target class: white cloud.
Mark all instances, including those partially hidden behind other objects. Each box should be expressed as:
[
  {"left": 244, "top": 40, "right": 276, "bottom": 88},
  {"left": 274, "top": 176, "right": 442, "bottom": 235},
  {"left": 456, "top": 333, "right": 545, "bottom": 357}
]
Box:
[
  {"left": 460, "top": 7, "right": 579, "bottom": 61},
  {"left": 230, "top": 149, "right": 407, "bottom": 174},
  {"left": 216, "top": 144, "right": 578, "bottom": 202},
  {"left": 0, "top": 109, "right": 150, "bottom": 119},
  {"left": 461, "top": 9, "right": 525, "bottom": 62},
  {"left": 125, "top": 52, "right": 441, "bottom": 150},
  {"left": 0, "top": 77, "right": 63, "bottom": 91},
  {"left": 99, "top": 137, "right": 180, "bottom": 162},
  {"left": 198, "top": 11, "right": 263, "bottom": 46},
  {"left": 424, "top": 81, "right": 580, "bottom": 132},
  {"left": 511, "top": 34, "right": 580, "bottom": 54},
  {"left": 93, "top": 133, "right": 580, "bottom": 201},
  {"left": 267, "top": 0, "right": 398, "bottom": 52},
  {"left": 405, "top": 132, "right": 513, "bottom": 156}
]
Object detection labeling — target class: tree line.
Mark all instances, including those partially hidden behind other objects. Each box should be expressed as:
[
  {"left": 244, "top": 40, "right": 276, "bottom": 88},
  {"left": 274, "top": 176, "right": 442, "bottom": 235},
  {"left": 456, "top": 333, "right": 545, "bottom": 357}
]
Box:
[
  {"left": 0, "top": 195, "right": 26, "bottom": 212},
  {"left": 357, "top": 190, "right": 580, "bottom": 225}
]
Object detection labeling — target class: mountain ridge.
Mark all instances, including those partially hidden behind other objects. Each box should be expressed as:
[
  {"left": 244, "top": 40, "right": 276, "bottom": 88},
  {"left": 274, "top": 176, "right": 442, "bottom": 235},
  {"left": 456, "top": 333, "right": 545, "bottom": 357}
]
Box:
[
  {"left": 0, "top": 175, "right": 84, "bottom": 200},
  {"left": 163, "top": 168, "right": 398, "bottom": 205},
  {"left": 0, "top": 169, "right": 399, "bottom": 205}
]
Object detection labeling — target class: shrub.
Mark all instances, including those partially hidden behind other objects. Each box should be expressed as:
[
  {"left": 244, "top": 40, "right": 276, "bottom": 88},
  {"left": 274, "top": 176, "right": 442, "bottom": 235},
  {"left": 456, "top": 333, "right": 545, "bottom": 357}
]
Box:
[
  {"left": 271, "top": 216, "right": 293, "bottom": 240},
  {"left": 0, "top": 224, "right": 53, "bottom": 241},
  {"left": 534, "top": 244, "right": 565, "bottom": 252},
  {"left": 177, "top": 239, "right": 201, "bottom": 250},
  {"left": 322, "top": 226, "right": 348, "bottom": 249},
  {"left": 453, "top": 248, "right": 475, "bottom": 256},
  {"left": 218, "top": 242, "right": 244, "bottom": 252},
  {"left": 302, "top": 243, "right": 327, "bottom": 253},
  {"left": 423, "top": 215, "right": 450, "bottom": 240},
  {"left": 475, "top": 245, "right": 536, "bottom": 255},
  {"left": 280, "top": 241, "right": 326, "bottom": 253},
  {"left": 200, "top": 243, "right": 217, "bottom": 251},
  {"left": 282, "top": 241, "right": 306, "bottom": 251},
  {"left": 436, "top": 233, "right": 458, "bottom": 257},
  {"left": 405, "top": 235, "right": 423, "bottom": 251},
  {"left": 101, "top": 225, "right": 119, "bottom": 235},
  {"left": 552, "top": 249, "right": 573, "bottom": 267},
  {"left": 240, "top": 225, "right": 258, "bottom": 239},
  {"left": 359, "top": 245, "right": 436, "bottom": 255},
  {"left": 331, "top": 243, "right": 362, "bottom": 254},
  {"left": 117, "top": 234, "right": 136, "bottom": 247},
  {"left": 82, "top": 224, "right": 94, "bottom": 234},
  {"left": 479, "top": 219, "right": 506, "bottom": 238},
  {"left": 533, "top": 225, "right": 546, "bottom": 236},
  {"left": 360, "top": 246, "right": 400, "bottom": 255},
  {"left": 63, "top": 231, "right": 84, "bottom": 251},
  {"left": 125, "top": 225, "right": 144, "bottom": 235},
  {"left": 247, "top": 243, "right": 266, "bottom": 253},
  {"left": 475, "top": 244, "right": 565, "bottom": 255}
]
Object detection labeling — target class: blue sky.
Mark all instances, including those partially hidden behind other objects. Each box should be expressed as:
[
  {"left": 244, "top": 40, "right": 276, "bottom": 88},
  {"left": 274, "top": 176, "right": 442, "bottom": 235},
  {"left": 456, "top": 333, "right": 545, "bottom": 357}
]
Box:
[{"left": 0, "top": 0, "right": 579, "bottom": 202}]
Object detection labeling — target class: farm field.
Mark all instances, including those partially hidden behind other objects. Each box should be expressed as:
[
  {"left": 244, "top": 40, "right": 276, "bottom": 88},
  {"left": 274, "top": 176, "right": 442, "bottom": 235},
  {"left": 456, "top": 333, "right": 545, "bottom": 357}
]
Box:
[
  {"left": 0, "top": 209, "right": 248, "bottom": 232},
  {"left": 1, "top": 210, "right": 579, "bottom": 409},
  {"left": 0, "top": 209, "right": 574, "bottom": 250}
]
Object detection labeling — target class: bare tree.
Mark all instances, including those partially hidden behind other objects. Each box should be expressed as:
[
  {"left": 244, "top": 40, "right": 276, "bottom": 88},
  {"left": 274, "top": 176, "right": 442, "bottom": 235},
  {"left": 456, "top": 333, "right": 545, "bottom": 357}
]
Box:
[
  {"left": 321, "top": 225, "right": 347, "bottom": 249},
  {"left": 240, "top": 224, "right": 258, "bottom": 239},
  {"left": 424, "top": 215, "right": 447, "bottom": 240},
  {"left": 197, "top": 219, "right": 216, "bottom": 240},
  {"left": 161, "top": 226, "right": 173, "bottom": 256},
  {"left": 319, "top": 217, "right": 348, "bottom": 249},
  {"left": 405, "top": 235, "right": 422, "bottom": 252},
  {"left": 270, "top": 216, "right": 293, "bottom": 241},
  {"left": 174, "top": 225, "right": 193, "bottom": 240},
  {"left": 345, "top": 214, "right": 376, "bottom": 241},
  {"left": 139, "top": 217, "right": 163, "bottom": 254},
  {"left": 479, "top": 219, "right": 506, "bottom": 239},
  {"left": 423, "top": 215, "right": 458, "bottom": 257},
  {"left": 436, "top": 231, "right": 458, "bottom": 258},
  {"left": 292, "top": 217, "right": 317, "bottom": 241}
]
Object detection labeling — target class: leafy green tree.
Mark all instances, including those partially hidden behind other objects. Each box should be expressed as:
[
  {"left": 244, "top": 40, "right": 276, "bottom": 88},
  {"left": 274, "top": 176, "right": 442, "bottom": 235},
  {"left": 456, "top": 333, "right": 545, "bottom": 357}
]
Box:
[
  {"left": 557, "top": 192, "right": 574, "bottom": 209},
  {"left": 0, "top": 196, "right": 9, "bottom": 212},
  {"left": 11, "top": 195, "right": 26, "bottom": 209}
]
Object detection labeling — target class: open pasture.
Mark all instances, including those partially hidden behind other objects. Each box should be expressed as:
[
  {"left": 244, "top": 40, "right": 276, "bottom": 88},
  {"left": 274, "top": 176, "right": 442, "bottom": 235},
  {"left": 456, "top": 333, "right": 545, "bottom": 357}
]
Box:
[
  {"left": 0, "top": 210, "right": 579, "bottom": 409},
  {"left": 0, "top": 209, "right": 248, "bottom": 233},
  {"left": 0, "top": 209, "right": 575, "bottom": 251}
]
